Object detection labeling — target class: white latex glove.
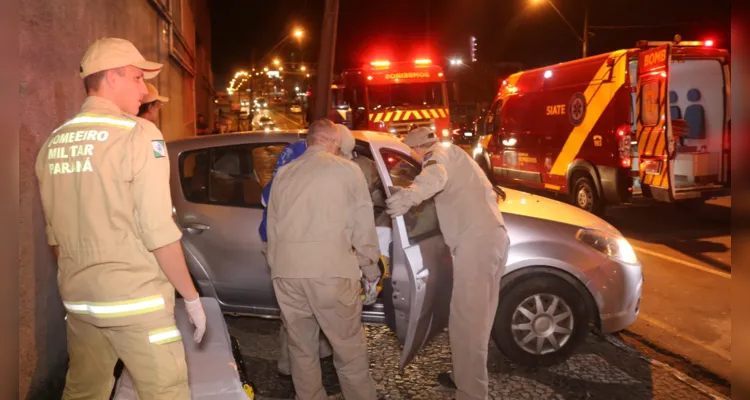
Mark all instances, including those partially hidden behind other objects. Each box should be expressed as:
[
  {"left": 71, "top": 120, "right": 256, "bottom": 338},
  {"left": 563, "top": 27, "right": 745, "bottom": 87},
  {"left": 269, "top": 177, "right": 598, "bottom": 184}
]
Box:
[
  {"left": 184, "top": 297, "right": 207, "bottom": 343},
  {"left": 361, "top": 276, "right": 380, "bottom": 306},
  {"left": 386, "top": 187, "right": 421, "bottom": 217}
]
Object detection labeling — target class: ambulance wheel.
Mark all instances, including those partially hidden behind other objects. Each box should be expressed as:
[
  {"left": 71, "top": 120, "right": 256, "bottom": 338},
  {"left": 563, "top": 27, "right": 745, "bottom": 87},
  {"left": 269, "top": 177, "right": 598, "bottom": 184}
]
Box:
[
  {"left": 571, "top": 175, "right": 602, "bottom": 214},
  {"left": 492, "top": 274, "right": 589, "bottom": 366}
]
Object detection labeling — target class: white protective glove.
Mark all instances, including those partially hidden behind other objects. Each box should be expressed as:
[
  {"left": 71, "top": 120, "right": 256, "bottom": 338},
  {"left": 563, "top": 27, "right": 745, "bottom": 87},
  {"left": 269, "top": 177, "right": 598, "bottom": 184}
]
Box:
[
  {"left": 184, "top": 297, "right": 207, "bottom": 343},
  {"left": 360, "top": 264, "right": 381, "bottom": 306},
  {"left": 386, "top": 187, "right": 421, "bottom": 217}
]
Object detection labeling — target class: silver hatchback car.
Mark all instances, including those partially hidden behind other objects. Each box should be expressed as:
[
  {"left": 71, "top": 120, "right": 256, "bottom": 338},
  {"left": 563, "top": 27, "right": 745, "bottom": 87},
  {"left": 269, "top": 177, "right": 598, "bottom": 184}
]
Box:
[{"left": 167, "top": 130, "right": 642, "bottom": 368}]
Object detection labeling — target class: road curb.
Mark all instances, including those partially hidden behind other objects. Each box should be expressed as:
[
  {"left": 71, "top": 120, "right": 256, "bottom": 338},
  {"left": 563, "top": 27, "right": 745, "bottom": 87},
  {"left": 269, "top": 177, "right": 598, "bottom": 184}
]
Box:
[{"left": 605, "top": 335, "right": 729, "bottom": 400}]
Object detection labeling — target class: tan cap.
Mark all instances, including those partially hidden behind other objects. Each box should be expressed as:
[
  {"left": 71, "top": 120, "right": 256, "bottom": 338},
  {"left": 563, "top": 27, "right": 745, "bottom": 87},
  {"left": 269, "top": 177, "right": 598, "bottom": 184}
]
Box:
[
  {"left": 403, "top": 127, "right": 439, "bottom": 148},
  {"left": 80, "top": 38, "right": 163, "bottom": 79},
  {"left": 143, "top": 83, "right": 169, "bottom": 103},
  {"left": 339, "top": 124, "right": 355, "bottom": 159}
]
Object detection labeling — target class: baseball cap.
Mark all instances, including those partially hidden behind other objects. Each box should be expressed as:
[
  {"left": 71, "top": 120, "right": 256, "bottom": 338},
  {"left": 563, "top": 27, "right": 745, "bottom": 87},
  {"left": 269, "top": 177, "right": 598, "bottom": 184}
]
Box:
[
  {"left": 80, "top": 38, "right": 163, "bottom": 79},
  {"left": 143, "top": 83, "right": 169, "bottom": 103},
  {"left": 403, "top": 127, "right": 439, "bottom": 148},
  {"left": 338, "top": 124, "right": 355, "bottom": 159}
]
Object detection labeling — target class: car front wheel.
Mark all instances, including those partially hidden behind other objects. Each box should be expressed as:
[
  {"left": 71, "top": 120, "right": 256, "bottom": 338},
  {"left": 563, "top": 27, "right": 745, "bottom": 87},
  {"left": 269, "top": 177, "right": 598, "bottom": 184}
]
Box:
[{"left": 492, "top": 274, "right": 590, "bottom": 366}]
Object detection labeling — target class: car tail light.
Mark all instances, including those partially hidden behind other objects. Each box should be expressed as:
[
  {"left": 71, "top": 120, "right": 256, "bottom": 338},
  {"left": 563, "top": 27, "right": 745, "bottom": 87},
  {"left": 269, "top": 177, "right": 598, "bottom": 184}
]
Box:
[{"left": 617, "top": 124, "right": 632, "bottom": 168}]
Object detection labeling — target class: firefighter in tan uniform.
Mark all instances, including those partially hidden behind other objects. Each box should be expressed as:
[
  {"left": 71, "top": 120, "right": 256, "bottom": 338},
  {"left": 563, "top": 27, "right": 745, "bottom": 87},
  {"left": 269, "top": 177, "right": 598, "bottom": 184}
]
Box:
[
  {"left": 35, "top": 38, "right": 207, "bottom": 399},
  {"left": 386, "top": 127, "right": 510, "bottom": 400},
  {"left": 267, "top": 119, "right": 380, "bottom": 400}
]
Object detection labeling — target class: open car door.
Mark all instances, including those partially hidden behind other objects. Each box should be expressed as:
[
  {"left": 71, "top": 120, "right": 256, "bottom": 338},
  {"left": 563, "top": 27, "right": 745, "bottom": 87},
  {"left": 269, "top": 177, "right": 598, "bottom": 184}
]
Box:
[
  {"left": 635, "top": 44, "right": 676, "bottom": 202},
  {"left": 370, "top": 144, "right": 454, "bottom": 369}
]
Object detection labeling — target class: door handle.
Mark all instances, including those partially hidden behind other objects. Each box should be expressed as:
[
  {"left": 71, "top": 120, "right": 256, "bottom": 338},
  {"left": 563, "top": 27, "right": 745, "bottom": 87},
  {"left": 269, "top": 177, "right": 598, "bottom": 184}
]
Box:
[{"left": 184, "top": 222, "right": 210, "bottom": 235}]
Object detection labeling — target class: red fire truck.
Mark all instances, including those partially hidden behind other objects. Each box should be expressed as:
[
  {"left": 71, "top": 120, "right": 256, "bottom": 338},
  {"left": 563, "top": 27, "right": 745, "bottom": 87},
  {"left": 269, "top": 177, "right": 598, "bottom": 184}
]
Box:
[
  {"left": 475, "top": 38, "right": 730, "bottom": 213},
  {"left": 330, "top": 59, "right": 451, "bottom": 137}
]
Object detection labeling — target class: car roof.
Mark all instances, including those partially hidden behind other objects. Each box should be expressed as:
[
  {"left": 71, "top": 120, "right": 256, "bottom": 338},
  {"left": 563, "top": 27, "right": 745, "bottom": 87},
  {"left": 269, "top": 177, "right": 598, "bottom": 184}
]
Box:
[{"left": 166, "top": 129, "right": 411, "bottom": 156}]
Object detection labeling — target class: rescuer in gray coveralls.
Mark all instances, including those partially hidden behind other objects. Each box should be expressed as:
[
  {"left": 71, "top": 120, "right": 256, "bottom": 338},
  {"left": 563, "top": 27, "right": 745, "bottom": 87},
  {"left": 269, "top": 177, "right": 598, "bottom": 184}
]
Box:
[{"left": 386, "top": 127, "right": 510, "bottom": 400}]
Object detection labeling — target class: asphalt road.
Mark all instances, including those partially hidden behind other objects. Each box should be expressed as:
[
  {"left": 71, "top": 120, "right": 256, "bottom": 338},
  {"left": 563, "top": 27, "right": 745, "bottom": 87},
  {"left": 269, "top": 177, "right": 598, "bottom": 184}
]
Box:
[
  {"left": 602, "top": 196, "right": 731, "bottom": 389},
  {"left": 257, "top": 105, "right": 305, "bottom": 130}
]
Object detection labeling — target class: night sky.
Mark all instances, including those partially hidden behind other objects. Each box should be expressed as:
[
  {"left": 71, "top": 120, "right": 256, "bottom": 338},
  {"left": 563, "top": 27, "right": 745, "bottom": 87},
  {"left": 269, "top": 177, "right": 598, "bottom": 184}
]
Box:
[{"left": 210, "top": 0, "right": 730, "bottom": 89}]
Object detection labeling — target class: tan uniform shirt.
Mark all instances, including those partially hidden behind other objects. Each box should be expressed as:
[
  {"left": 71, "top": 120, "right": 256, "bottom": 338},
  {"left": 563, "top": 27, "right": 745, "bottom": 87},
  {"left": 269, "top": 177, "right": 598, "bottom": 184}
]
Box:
[
  {"left": 409, "top": 143, "right": 505, "bottom": 249},
  {"left": 35, "top": 96, "right": 181, "bottom": 327},
  {"left": 267, "top": 145, "right": 380, "bottom": 280}
]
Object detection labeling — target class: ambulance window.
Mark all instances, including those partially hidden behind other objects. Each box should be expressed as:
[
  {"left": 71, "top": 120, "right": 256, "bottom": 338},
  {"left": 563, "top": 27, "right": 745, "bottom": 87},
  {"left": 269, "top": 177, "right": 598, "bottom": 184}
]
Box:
[
  {"left": 380, "top": 150, "right": 441, "bottom": 242},
  {"left": 487, "top": 99, "right": 502, "bottom": 134},
  {"left": 640, "top": 79, "right": 661, "bottom": 126}
]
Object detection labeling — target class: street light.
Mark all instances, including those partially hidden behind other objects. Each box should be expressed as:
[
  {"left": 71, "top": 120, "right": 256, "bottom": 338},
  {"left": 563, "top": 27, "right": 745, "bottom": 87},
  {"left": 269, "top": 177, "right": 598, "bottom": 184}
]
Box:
[
  {"left": 300, "top": 65, "right": 306, "bottom": 71},
  {"left": 530, "top": 0, "right": 588, "bottom": 58},
  {"left": 273, "top": 59, "right": 280, "bottom": 66},
  {"left": 294, "top": 29, "right": 304, "bottom": 38},
  {"left": 263, "top": 67, "right": 269, "bottom": 72}
]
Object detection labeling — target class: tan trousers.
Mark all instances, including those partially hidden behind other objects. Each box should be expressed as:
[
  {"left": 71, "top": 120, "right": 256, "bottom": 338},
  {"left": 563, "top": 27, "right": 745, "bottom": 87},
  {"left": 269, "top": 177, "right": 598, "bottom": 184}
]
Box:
[
  {"left": 62, "top": 316, "right": 189, "bottom": 400},
  {"left": 273, "top": 277, "right": 376, "bottom": 400},
  {"left": 278, "top": 323, "right": 333, "bottom": 375},
  {"left": 450, "top": 227, "right": 509, "bottom": 400}
]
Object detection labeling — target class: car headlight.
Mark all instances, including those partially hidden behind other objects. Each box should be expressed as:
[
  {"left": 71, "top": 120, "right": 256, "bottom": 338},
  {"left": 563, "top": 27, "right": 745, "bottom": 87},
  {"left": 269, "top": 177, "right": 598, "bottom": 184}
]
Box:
[{"left": 576, "top": 229, "right": 638, "bottom": 264}]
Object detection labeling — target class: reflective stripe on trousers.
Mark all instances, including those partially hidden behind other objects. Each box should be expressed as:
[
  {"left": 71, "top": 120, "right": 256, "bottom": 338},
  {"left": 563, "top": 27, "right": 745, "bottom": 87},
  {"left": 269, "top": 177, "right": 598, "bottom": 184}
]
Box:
[
  {"left": 63, "top": 295, "right": 166, "bottom": 319},
  {"left": 148, "top": 326, "right": 182, "bottom": 345}
]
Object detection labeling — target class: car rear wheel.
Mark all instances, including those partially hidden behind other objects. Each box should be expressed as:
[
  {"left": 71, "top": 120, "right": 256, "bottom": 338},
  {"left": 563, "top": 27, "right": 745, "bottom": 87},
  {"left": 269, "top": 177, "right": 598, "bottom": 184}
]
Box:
[
  {"left": 571, "top": 175, "right": 603, "bottom": 214},
  {"left": 492, "top": 274, "right": 590, "bottom": 366}
]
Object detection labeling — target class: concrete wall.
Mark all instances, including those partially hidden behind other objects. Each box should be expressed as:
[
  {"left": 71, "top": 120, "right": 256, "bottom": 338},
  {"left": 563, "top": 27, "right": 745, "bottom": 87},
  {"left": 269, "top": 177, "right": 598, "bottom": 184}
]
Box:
[{"left": 19, "top": 1, "right": 210, "bottom": 398}]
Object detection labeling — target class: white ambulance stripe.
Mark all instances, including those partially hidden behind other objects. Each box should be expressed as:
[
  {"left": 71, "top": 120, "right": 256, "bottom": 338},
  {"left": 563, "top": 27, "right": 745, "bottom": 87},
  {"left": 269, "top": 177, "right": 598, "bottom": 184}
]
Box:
[
  {"left": 63, "top": 297, "right": 165, "bottom": 316},
  {"left": 149, "top": 329, "right": 182, "bottom": 344},
  {"left": 54, "top": 116, "right": 136, "bottom": 132}
]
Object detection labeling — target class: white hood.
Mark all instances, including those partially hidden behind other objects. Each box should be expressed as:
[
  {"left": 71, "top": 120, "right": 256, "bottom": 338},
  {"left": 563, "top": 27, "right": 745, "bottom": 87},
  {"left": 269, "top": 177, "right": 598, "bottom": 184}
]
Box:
[{"left": 498, "top": 187, "right": 621, "bottom": 236}]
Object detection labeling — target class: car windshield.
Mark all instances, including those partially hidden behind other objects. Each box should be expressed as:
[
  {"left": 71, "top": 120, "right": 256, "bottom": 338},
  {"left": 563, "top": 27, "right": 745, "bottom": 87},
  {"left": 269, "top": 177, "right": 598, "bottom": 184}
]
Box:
[{"left": 368, "top": 82, "right": 445, "bottom": 110}]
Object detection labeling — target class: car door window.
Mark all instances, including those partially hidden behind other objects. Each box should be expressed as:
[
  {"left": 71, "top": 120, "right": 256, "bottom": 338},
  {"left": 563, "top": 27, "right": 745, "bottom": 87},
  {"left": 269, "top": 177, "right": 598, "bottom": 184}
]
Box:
[
  {"left": 179, "top": 143, "right": 288, "bottom": 208},
  {"left": 380, "top": 150, "right": 441, "bottom": 243}
]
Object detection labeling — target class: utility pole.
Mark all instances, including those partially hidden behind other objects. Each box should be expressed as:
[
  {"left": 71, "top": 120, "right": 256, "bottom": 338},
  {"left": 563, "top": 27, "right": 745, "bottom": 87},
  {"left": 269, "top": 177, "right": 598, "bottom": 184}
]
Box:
[
  {"left": 313, "top": 0, "right": 339, "bottom": 120},
  {"left": 582, "top": 0, "right": 589, "bottom": 58}
]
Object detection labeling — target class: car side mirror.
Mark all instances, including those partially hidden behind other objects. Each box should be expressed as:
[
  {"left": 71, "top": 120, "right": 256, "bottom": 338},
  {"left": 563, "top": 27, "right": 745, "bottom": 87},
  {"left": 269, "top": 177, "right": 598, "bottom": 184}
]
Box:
[{"left": 493, "top": 185, "right": 506, "bottom": 202}]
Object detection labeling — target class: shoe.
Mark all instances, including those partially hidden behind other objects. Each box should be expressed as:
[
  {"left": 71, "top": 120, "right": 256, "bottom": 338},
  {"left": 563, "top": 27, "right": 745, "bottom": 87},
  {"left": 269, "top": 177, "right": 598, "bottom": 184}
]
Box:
[{"left": 437, "top": 371, "right": 456, "bottom": 390}]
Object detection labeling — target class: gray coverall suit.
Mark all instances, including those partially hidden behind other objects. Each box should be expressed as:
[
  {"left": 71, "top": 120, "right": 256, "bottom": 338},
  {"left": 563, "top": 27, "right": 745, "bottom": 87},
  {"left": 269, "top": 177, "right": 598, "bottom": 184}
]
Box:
[{"left": 389, "top": 142, "right": 509, "bottom": 400}]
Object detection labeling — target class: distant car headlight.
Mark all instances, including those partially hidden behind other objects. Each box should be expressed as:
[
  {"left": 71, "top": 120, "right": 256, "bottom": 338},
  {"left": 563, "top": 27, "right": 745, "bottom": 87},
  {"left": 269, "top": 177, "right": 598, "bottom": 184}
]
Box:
[
  {"left": 472, "top": 142, "right": 483, "bottom": 158},
  {"left": 576, "top": 229, "right": 638, "bottom": 265}
]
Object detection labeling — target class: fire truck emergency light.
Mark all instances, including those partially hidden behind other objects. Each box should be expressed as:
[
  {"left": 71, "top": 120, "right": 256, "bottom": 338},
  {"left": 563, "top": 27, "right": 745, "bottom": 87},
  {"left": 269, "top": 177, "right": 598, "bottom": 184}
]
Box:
[
  {"left": 370, "top": 60, "right": 391, "bottom": 67},
  {"left": 414, "top": 59, "right": 432, "bottom": 65}
]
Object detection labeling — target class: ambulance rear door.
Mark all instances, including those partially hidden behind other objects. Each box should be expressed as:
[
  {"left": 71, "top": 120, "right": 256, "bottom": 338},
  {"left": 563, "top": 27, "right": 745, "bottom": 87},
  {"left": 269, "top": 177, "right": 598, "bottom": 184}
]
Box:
[{"left": 635, "top": 44, "right": 676, "bottom": 202}]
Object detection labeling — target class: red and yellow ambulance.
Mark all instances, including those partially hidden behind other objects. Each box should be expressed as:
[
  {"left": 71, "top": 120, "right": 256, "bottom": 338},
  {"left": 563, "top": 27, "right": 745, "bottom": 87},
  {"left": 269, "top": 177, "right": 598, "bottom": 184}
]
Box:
[
  {"left": 330, "top": 59, "right": 451, "bottom": 138},
  {"left": 475, "top": 38, "right": 730, "bottom": 213}
]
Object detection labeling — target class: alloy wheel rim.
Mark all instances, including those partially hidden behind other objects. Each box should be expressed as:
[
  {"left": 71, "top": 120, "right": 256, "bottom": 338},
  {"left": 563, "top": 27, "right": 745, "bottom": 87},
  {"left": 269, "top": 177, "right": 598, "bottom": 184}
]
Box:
[{"left": 511, "top": 293, "right": 574, "bottom": 355}]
